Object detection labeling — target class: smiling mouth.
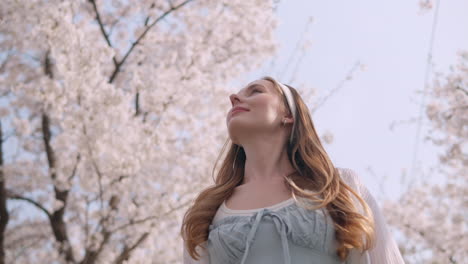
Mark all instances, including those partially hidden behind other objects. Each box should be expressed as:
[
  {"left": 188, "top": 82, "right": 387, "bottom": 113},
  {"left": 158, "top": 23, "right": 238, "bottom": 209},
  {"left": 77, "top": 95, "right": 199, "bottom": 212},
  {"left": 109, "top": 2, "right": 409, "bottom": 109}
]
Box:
[{"left": 231, "top": 109, "right": 248, "bottom": 116}]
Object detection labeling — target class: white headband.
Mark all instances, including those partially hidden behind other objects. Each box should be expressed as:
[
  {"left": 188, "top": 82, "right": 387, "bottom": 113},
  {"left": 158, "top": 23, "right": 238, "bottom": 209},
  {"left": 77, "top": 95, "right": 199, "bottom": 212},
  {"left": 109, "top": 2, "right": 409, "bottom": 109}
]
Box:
[{"left": 277, "top": 82, "right": 296, "bottom": 144}]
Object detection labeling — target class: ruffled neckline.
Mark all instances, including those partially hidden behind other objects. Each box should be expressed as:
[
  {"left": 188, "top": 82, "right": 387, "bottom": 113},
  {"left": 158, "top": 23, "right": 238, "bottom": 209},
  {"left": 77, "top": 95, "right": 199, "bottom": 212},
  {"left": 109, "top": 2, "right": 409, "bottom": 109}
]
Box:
[{"left": 221, "top": 197, "right": 296, "bottom": 214}]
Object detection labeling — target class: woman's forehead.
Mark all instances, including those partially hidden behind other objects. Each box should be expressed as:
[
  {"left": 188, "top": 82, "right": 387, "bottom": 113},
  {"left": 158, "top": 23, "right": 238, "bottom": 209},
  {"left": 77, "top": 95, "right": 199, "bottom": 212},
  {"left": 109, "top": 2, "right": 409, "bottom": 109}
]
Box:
[{"left": 240, "top": 79, "right": 276, "bottom": 93}]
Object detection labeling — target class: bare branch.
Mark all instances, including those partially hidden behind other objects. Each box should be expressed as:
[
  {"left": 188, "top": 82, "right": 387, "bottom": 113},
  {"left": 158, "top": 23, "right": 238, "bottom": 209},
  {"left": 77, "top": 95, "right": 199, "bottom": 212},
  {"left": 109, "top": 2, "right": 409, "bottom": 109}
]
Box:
[{"left": 310, "top": 60, "right": 362, "bottom": 113}]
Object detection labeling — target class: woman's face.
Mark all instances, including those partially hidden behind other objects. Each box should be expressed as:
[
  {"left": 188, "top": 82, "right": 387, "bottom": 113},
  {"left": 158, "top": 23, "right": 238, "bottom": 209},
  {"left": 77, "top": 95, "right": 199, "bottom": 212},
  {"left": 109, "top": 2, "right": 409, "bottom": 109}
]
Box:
[{"left": 226, "top": 79, "right": 286, "bottom": 144}]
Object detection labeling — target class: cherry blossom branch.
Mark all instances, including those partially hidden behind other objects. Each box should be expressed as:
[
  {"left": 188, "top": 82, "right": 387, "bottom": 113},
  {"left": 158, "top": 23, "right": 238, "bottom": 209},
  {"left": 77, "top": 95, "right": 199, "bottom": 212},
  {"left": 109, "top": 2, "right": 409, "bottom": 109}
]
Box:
[
  {"left": 80, "top": 195, "right": 122, "bottom": 264},
  {"left": 0, "top": 53, "right": 11, "bottom": 73},
  {"left": 6, "top": 191, "right": 51, "bottom": 218},
  {"left": 109, "top": 175, "right": 129, "bottom": 186},
  {"left": 455, "top": 85, "right": 468, "bottom": 96},
  {"left": 88, "top": 0, "right": 119, "bottom": 68},
  {"left": 67, "top": 153, "right": 81, "bottom": 183},
  {"left": 40, "top": 51, "right": 75, "bottom": 263},
  {"left": 444, "top": 104, "right": 468, "bottom": 120},
  {"left": 81, "top": 123, "right": 105, "bottom": 212},
  {"left": 41, "top": 113, "right": 76, "bottom": 263},
  {"left": 73, "top": 85, "right": 119, "bottom": 264},
  {"left": 81, "top": 196, "right": 121, "bottom": 263},
  {"left": 403, "top": 223, "right": 456, "bottom": 263},
  {"left": 80, "top": 227, "right": 112, "bottom": 264},
  {"left": 89, "top": 0, "right": 112, "bottom": 48},
  {"left": 108, "top": 0, "right": 195, "bottom": 83},
  {"left": 134, "top": 91, "right": 141, "bottom": 116},
  {"left": 84, "top": 198, "right": 91, "bottom": 254},
  {"left": 113, "top": 232, "right": 150, "bottom": 264},
  {"left": 110, "top": 199, "right": 191, "bottom": 233},
  {"left": 0, "top": 120, "right": 7, "bottom": 264},
  {"left": 4, "top": 231, "right": 48, "bottom": 258},
  {"left": 144, "top": 3, "right": 157, "bottom": 27}
]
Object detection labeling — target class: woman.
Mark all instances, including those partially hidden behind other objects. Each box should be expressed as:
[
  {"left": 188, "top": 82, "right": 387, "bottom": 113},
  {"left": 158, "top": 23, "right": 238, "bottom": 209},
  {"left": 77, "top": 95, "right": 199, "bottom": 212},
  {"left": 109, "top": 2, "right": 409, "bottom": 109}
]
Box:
[{"left": 180, "top": 76, "right": 404, "bottom": 264}]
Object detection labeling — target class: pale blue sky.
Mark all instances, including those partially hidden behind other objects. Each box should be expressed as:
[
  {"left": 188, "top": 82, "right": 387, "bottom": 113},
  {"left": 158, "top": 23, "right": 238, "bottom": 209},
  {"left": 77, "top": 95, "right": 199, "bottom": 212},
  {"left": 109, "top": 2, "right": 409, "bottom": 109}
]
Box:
[{"left": 235, "top": 0, "right": 468, "bottom": 201}]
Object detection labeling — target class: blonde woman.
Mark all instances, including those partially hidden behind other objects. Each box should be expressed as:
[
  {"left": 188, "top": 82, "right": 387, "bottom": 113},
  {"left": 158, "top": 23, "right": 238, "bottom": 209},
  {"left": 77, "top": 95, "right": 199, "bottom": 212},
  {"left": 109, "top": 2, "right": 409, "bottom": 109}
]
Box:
[{"left": 180, "top": 76, "right": 404, "bottom": 264}]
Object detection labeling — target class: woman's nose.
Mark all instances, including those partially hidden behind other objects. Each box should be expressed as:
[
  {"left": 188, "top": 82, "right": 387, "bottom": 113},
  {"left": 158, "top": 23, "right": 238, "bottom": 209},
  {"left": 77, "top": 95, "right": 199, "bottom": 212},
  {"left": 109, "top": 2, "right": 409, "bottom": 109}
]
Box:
[{"left": 229, "top": 93, "right": 240, "bottom": 106}]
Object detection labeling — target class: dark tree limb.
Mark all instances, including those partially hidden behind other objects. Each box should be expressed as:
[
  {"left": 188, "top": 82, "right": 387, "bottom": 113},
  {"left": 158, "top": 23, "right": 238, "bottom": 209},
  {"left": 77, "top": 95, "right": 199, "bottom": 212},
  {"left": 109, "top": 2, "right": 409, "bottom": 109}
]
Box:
[
  {"left": 0, "top": 121, "right": 8, "bottom": 264},
  {"left": 67, "top": 153, "right": 81, "bottom": 183},
  {"left": 41, "top": 51, "right": 75, "bottom": 263},
  {"left": 42, "top": 113, "right": 75, "bottom": 263},
  {"left": 6, "top": 191, "right": 51, "bottom": 218},
  {"left": 108, "top": 0, "right": 194, "bottom": 83},
  {"left": 455, "top": 85, "right": 468, "bottom": 96},
  {"left": 88, "top": 0, "right": 119, "bottom": 68},
  {"left": 113, "top": 232, "right": 149, "bottom": 264},
  {"left": 79, "top": 228, "right": 112, "bottom": 264}
]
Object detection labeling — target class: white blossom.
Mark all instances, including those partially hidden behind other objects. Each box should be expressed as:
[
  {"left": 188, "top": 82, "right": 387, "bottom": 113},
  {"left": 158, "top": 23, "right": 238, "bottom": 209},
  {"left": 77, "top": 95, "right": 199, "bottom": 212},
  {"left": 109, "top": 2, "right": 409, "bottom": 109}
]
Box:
[
  {"left": 384, "top": 50, "right": 468, "bottom": 263},
  {"left": 0, "top": 0, "right": 278, "bottom": 263}
]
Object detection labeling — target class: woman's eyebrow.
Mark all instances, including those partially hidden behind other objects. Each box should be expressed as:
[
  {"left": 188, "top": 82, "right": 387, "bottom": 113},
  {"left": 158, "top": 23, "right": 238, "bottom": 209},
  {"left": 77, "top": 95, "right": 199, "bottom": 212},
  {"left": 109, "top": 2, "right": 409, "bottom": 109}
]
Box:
[{"left": 239, "top": 83, "right": 264, "bottom": 95}]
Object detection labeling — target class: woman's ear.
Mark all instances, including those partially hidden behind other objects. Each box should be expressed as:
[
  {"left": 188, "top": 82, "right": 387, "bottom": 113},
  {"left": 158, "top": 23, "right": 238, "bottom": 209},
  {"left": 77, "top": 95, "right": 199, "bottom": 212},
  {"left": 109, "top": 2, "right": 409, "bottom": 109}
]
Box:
[{"left": 283, "top": 115, "right": 294, "bottom": 125}]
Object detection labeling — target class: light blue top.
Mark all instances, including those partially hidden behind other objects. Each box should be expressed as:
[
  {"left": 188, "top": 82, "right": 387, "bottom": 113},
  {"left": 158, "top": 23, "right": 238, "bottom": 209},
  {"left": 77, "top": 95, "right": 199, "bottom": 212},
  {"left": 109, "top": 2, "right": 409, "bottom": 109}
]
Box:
[
  {"left": 207, "top": 197, "right": 344, "bottom": 264},
  {"left": 183, "top": 168, "right": 406, "bottom": 264}
]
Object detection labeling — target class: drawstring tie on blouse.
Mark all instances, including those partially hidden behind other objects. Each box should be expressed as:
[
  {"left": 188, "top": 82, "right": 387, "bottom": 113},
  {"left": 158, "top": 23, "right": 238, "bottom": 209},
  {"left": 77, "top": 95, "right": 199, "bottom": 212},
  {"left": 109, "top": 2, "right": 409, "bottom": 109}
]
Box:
[{"left": 240, "top": 208, "right": 291, "bottom": 264}]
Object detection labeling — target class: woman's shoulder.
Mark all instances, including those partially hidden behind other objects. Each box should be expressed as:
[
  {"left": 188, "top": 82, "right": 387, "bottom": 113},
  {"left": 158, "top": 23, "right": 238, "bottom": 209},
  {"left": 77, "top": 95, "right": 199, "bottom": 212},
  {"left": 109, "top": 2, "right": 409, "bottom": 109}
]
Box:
[{"left": 336, "top": 167, "right": 364, "bottom": 193}]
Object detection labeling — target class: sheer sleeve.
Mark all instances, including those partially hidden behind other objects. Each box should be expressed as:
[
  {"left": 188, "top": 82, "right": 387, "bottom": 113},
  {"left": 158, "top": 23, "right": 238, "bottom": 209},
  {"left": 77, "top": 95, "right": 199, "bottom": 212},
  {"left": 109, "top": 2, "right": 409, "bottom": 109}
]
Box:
[
  {"left": 183, "top": 240, "right": 210, "bottom": 264},
  {"left": 340, "top": 168, "right": 405, "bottom": 264}
]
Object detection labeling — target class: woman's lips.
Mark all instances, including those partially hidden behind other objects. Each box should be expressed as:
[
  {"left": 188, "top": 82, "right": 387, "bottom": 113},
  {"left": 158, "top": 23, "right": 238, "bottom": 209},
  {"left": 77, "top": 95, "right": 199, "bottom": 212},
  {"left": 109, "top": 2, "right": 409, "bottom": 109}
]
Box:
[{"left": 231, "top": 109, "right": 248, "bottom": 116}]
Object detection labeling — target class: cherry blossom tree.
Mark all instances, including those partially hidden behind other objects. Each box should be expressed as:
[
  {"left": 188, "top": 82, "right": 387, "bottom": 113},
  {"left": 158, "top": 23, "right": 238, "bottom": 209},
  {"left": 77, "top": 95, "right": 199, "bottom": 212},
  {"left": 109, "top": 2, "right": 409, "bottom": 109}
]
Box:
[
  {"left": 384, "top": 50, "right": 468, "bottom": 263},
  {"left": 0, "top": 0, "right": 279, "bottom": 263}
]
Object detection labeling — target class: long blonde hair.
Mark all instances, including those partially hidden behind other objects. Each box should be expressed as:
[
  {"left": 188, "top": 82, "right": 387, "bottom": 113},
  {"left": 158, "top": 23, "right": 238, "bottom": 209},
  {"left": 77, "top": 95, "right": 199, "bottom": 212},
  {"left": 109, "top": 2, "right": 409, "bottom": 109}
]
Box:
[{"left": 180, "top": 76, "right": 375, "bottom": 261}]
